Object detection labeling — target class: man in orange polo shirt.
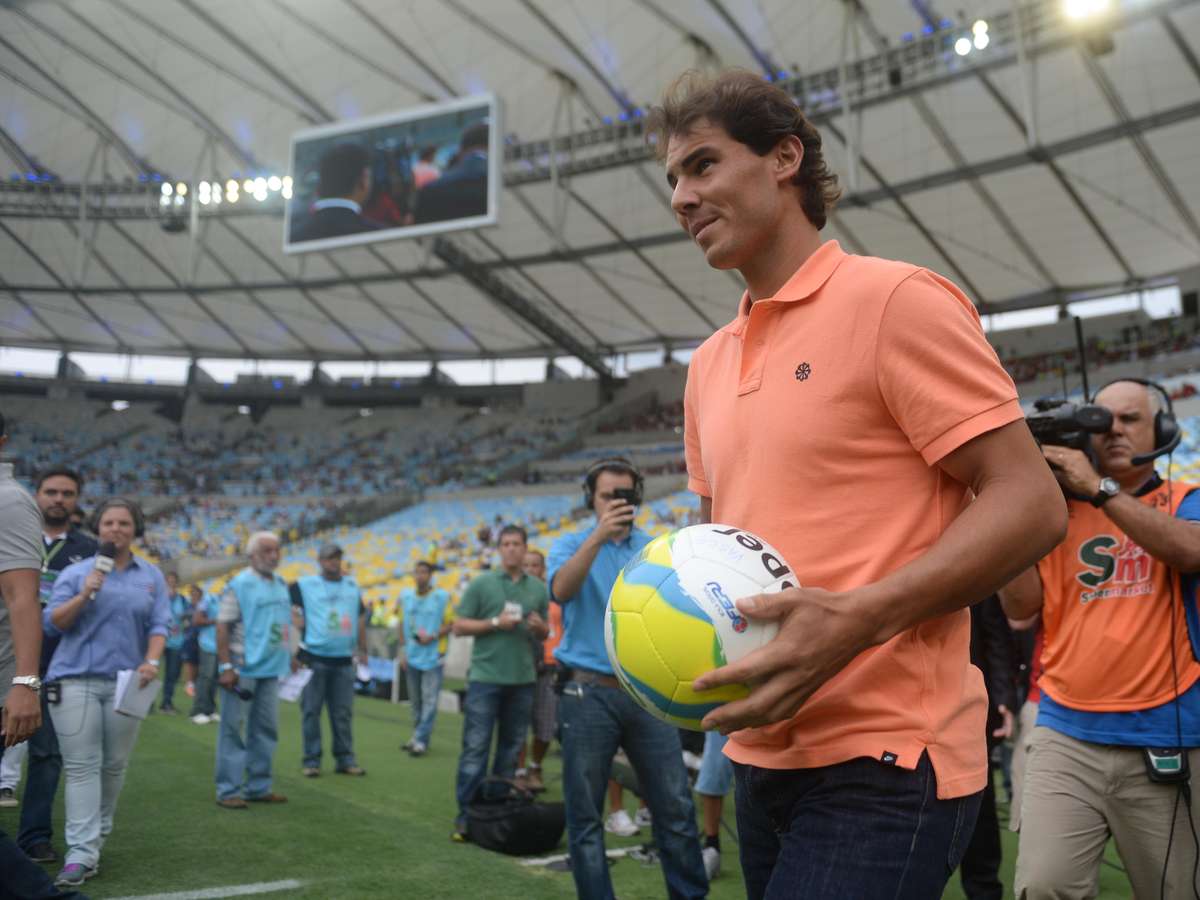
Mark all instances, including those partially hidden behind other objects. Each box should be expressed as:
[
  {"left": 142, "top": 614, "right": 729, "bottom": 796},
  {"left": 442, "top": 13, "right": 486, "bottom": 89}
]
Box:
[
  {"left": 1001, "top": 379, "right": 1200, "bottom": 897},
  {"left": 647, "top": 70, "right": 1066, "bottom": 899}
]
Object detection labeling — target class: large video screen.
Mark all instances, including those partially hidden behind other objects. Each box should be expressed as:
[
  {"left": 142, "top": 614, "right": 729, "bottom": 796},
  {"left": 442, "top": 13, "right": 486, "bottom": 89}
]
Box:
[{"left": 284, "top": 94, "right": 500, "bottom": 254}]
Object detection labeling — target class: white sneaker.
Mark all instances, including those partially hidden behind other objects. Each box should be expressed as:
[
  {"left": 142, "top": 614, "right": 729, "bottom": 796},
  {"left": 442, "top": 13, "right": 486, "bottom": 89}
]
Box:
[
  {"left": 604, "top": 809, "right": 640, "bottom": 836},
  {"left": 634, "top": 806, "right": 652, "bottom": 828},
  {"left": 702, "top": 846, "right": 721, "bottom": 881},
  {"left": 191, "top": 714, "right": 211, "bottom": 725}
]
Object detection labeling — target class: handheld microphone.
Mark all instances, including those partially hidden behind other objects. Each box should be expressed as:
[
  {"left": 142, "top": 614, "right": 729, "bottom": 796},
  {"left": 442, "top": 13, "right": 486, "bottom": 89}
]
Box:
[{"left": 89, "top": 542, "right": 117, "bottom": 599}]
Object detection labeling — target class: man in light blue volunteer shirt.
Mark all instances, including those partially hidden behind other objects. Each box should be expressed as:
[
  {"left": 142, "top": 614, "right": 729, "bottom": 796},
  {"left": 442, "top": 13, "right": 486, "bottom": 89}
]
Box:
[
  {"left": 400, "top": 560, "right": 452, "bottom": 756},
  {"left": 214, "top": 531, "right": 291, "bottom": 809},
  {"left": 189, "top": 588, "right": 220, "bottom": 724},
  {"left": 160, "top": 572, "right": 188, "bottom": 714},
  {"left": 291, "top": 543, "right": 367, "bottom": 777},
  {"left": 549, "top": 458, "right": 706, "bottom": 900}
]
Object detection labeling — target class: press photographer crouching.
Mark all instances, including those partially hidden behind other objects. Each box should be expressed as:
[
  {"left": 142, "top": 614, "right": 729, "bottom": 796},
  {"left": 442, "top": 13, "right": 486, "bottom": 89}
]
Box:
[{"left": 1000, "top": 379, "right": 1200, "bottom": 897}]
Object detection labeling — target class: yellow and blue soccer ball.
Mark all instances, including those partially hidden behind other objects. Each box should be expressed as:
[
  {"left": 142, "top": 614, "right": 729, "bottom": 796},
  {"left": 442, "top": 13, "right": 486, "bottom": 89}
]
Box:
[{"left": 604, "top": 524, "right": 795, "bottom": 730}]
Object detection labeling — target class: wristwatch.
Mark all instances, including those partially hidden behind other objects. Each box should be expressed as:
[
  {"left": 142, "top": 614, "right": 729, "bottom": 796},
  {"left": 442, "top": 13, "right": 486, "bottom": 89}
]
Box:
[
  {"left": 144, "top": 658, "right": 160, "bottom": 668},
  {"left": 218, "top": 662, "right": 234, "bottom": 674},
  {"left": 12, "top": 675, "right": 41, "bottom": 694},
  {"left": 1091, "top": 477, "right": 1121, "bottom": 508},
  {"left": 490, "top": 616, "right": 500, "bottom": 630}
]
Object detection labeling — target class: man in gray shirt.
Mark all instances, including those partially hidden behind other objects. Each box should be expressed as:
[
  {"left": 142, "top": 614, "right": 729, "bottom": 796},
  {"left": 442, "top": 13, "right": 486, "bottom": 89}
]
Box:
[{"left": 0, "top": 412, "right": 83, "bottom": 897}]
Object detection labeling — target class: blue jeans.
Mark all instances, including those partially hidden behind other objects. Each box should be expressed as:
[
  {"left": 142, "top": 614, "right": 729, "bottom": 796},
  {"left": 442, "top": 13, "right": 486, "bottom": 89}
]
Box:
[
  {"left": 215, "top": 676, "right": 279, "bottom": 801},
  {"left": 189, "top": 650, "right": 218, "bottom": 718},
  {"left": 559, "top": 682, "right": 707, "bottom": 900},
  {"left": 18, "top": 691, "right": 60, "bottom": 852},
  {"left": 161, "top": 647, "right": 183, "bottom": 710},
  {"left": 300, "top": 658, "right": 356, "bottom": 769},
  {"left": 734, "top": 752, "right": 981, "bottom": 899},
  {"left": 405, "top": 664, "right": 443, "bottom": 747},
  {"left": 454, "top": 682, "right": 534, "bottom": 819}
]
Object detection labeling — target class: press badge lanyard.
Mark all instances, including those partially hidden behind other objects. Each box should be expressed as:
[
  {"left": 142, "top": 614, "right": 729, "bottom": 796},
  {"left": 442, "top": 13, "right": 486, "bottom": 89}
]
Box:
[{"left": 41, "top": 537, "right": 66, "bottom": 574}]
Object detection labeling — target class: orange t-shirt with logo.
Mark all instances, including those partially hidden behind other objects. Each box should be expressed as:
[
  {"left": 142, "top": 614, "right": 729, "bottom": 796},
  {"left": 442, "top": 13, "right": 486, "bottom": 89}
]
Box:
[
  {"left": 684, "top": 240, "right": 1023, "bottom": 799},
  {"left": 1037, "top": 482, "right": 1200, "bottom": 712}
]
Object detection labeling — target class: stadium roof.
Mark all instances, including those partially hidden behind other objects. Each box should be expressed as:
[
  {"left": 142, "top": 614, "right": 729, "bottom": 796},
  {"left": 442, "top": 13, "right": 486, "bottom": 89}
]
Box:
[{"left": 1, "top": 0, "right": 1198, "bottom": 377}]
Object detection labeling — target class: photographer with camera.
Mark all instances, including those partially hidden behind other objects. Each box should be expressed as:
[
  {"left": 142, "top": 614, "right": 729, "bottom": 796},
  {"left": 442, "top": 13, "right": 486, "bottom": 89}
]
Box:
[
  {"left": 1001, "top": 378, "right": 1200, "bottom": 897},
  {"left": 548, "top": 458, "right": 706, "bottom": 900}
]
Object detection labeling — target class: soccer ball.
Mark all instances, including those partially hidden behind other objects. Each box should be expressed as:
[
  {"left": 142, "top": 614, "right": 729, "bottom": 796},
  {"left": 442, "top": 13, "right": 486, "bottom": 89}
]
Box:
[{"left": 604, "top": 524, "right": 795, "bottom": 731}]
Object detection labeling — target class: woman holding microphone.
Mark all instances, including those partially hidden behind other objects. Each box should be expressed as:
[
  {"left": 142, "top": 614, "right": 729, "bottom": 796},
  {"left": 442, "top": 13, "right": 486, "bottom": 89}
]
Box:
[{"left": 43, "top": 498, "right": 170, "bottom": 889}]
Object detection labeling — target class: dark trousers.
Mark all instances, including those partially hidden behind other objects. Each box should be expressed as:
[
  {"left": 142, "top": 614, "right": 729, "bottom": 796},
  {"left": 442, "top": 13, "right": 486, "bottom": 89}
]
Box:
[
  {"left": 454, "top": 682, "right": 533, "bottom": 819},
  {"left": 959, "top": 769, "right": 1003, "bottom": 900},
  {"left": 189, "top": 650, "right": 218, "bottom": 718},
  {"left": 300, "top": 658, "right": 356, "bottom": 769},
  {"left": 161, "top": 647, "right": 183, "bottom": 710},
  {"left": 18, "top": 692, "right": 60, "bottom": 851},
  {"left": 734, "top": 752, "right": 981, "bottom": 900},
  {"left": 0, "top": 825, "right": 85, "bottom": 900}
]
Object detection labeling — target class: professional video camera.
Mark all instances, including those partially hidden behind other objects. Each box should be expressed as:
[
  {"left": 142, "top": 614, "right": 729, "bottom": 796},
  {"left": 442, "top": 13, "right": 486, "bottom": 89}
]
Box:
[{"left": 1025, "top": 398, "right": 1113, "bottom": 450}]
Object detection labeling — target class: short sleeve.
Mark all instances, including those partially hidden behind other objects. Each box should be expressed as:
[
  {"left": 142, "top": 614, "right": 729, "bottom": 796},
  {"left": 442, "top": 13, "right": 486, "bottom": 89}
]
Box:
[
  {"left": 683, "top": 356, "right": 711, "bottom": 498},
  {"left": 44, "top": 564, "right": 82, "bottom": 637},
  {"left": 546, "top": 531, "right": 582, "bottom": 604},
  {"left": 458, "top": 579, "right": 482, "bottom": 619},
  {"left": 1176, "top": 488, "right": 1200, "bottom": 522},
  {"left": 876, "top": 270, "right": 1022, "bottom": 465},
  {"left": 0, "top": 490, "right": 42, "bottom": 573},
  {"left": 147, "top": 569, "right": 171, "bottom": 638},
  {"left": 217, "top": 587, "right": 241, "bottom": 624}
]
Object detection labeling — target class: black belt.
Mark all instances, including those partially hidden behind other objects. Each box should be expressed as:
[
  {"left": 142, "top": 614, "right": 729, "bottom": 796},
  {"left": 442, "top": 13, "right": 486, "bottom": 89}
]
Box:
[{"left": 568, "top": 669, "right": 621, "bottom": 690}]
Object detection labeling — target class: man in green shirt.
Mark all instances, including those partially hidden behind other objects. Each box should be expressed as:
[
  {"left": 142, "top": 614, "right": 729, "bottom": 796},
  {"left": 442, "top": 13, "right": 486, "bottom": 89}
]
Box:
[{"left": 451, "top": 525, "right": 549, "bottom": 840}]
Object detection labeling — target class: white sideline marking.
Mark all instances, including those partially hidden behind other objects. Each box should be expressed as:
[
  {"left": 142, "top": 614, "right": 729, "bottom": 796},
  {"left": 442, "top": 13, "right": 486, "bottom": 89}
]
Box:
[
  {"left": 110, "top": 879, "right": 305, "bottom": 900},
  {"left": 521, "top": 846, "right": 637, "bottom": 867}
]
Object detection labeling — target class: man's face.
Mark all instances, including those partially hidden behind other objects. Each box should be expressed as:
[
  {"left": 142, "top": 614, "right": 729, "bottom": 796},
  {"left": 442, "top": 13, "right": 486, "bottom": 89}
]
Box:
[
  {"left": 592, "top": 470, "right": 636, "bottom": 518},
  {"left": 319, "top": 554, "right": 343, "bottom": 578},
  {"left": 665, "top": 119, "right": 798, "bottom": 272},
  {"left": 415, "top": 564, "right": 432, "bottom": 591},
  {"left": 166, "top": 573, "right": 178, "bottom": 594},
  {"left": 36, "top": 475, "right": 80, "bottom": 526},
  {"left": 1091, "top": 382, "right": 1158, "bottom": 476},
  {"left": 251, "top": 538, "right": 281, "bottom": 573},
  {"left": 498, "top": 532, "right": 526, "bottom": 570},
  {"left": 190, "top": 586, "right": 203, "bottom": 603},
  {"left": 522, "top": 551, "right": 546, "bottom": 580}
]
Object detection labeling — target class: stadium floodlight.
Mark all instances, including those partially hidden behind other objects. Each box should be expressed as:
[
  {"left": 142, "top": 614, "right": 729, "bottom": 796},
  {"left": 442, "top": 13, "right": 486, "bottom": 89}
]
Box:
[
  {"left": 974, "top": 31, "right": 990, "bottom": 49},
  {"left": 211, "top": 189, "right": 222, "bottom": 205},
  {"left": 174, "top": 194, "right": 184, "bottom": 206},
  {"left": 176, "top": 182, "right": 187, "bottom": 196},
  {"left": 242, "top": 178, "right": 254, "bottom": 192},
  {"left": 282, "top": 184, "right": 293, "bottom": 200},
  {"left": 253, "top": 176, "right": 266, "bottom": 193},
  {"left": 973, "top": 19, "right": 988, "bottom": 35},
  {"left": 161, "top": 182, "right": 172, "bottom": 196},
  {"left": 954, "top": 36, "right": 972, "bottom": 55},
  {"left": 1064, "top": 0, "right": 1110, "bottom": 21},
  {"left": 267, "top": 175, "right": 282, "bottom": 191},
  {"left": 226, "top": 179, "right": 238, "bottom": 193},
  {"left": 253, "top": 184, "right": 268, "bottom": 202},
  {"left": 282, "top": 175, "right": 292, "bottom": 190}
]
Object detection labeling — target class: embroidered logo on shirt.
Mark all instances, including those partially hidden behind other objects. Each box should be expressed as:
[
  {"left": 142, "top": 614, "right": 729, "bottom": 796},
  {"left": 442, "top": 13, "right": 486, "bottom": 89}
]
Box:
[{"left": 794, "top": 362, "right": 812, "bottom": 381}]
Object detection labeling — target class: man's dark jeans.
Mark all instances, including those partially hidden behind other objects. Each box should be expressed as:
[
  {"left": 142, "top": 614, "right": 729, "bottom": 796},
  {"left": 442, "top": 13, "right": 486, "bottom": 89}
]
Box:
[
  {"left": 734, "top": 752, "right": 981, "bottom": 900},
  {"left": 18, "top": 692, "right": 60, "bottom": 852},
  {"left": 454, "top": 682, "right": 533, "bottom": 818}
]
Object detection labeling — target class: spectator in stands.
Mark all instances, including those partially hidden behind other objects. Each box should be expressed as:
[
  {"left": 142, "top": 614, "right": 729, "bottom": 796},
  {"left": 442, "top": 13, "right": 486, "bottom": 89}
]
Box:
[
  {"left": 289, "top": 143, "right": 383, "bottom": 243},
  {"left": 45, "top": 498, "right": 170, "bottom": 888},
  {"left": 21, "top": 467, "right": 96, "bottom": 867},
  {"left": 549, "top": 458, "right": 706, "bottom": 900},
  {"left": 515, "top": 548, "right": 558, "bottom": 793},
  {"left": 160, "top": 572, "right": 189, "bottom": 714},
  {"left": 189, "top": 586, "right": 220, "bottom": 725},
  {"left": 291, "top": 543, "right": 367, "bottom": 778},
  {"left": 215, "top": 532, "right": 291, "bottom": 809},
  {"left": 451, "top": 525, "right": 549, "bottom": 842},
  {"left": 1001, "top": 380, "right": 1200, "bottom": 897},
  {"left": 0, "top": 428, "right": 78, "bottom": 899},
  {"left": 400, "top": 561, "right": 452, "bottom": 757}
]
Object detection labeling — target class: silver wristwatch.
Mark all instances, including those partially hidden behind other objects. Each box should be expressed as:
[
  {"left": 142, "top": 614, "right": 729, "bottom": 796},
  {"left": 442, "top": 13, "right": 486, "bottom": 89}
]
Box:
[
  {"left": 490, "top": 616, "right": 500, "bottom": 630},
  {"left": 12, "top": 675, "right": 41, "bottom": 694}
]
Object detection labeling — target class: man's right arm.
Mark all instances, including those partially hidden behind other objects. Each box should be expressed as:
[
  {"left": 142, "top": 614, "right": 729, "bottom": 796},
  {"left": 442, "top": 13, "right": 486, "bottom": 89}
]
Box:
[
  {"left": 0, "top": 568, "right": 42, "bottom": 746},
  {"left": 999, "top": 565, "right": 1045, "bottom": 622},
  {"left": 549, "top": 534, "right": 603, "bottom": 605},
  {"left": 216, "top": 590, "right": 239, "bottom": 687}
]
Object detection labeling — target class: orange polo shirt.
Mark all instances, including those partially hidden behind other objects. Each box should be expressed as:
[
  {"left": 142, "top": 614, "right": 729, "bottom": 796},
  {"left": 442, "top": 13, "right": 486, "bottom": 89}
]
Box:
[{"left": 684, "top": 240, "right": 1022, "bottom": 799}]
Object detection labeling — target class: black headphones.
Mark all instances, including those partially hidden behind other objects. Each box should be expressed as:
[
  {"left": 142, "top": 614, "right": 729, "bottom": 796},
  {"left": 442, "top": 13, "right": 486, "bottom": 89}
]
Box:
[
  {"left": 89, "top": 497, "right": 146, "bottom": 539},
  {"left": 582, "top": 457, "right": 644, "bottom": 509},
  {"left": 1089, "top": 377, "right": 1181, "bottom": 466}
]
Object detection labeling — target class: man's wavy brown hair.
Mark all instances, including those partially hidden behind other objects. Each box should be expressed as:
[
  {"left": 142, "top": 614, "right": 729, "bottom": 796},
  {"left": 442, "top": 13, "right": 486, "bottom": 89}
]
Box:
[{"left": 647, "top": 70, "right": 842, "bottom": 230}]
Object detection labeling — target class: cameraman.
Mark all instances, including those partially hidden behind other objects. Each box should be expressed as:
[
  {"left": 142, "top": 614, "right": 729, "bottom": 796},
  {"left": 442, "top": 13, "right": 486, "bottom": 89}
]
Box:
[
  {"left": 1001, "top": 379, "right": 1200, "bottom": 897},
  {"left": 548, "top": 458, "right": 706, "bottom": 900}
]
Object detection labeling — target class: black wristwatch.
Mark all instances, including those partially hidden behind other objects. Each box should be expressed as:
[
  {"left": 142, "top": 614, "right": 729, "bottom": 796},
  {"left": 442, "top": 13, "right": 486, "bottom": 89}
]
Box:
[{"left": 1091, "top": 477, "right": 1121, "bottom": 508}]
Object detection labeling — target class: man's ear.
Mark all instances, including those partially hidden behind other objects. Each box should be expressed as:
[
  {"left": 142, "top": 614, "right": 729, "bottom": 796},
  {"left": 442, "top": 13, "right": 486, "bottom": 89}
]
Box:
[{"left": 774, "top": 134, "right": 804, "bottom": 185}]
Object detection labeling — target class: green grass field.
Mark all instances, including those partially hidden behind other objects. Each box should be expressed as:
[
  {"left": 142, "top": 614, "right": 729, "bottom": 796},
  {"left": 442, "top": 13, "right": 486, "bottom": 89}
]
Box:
[{"left": 0, "top": 694, "right": 1133, "bottom": 899}]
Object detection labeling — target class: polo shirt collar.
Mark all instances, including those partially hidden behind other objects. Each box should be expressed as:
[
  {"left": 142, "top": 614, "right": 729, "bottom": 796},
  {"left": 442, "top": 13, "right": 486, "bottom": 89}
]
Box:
[{"left": 720, "top": 240, "right": 847, "bottom": 336}]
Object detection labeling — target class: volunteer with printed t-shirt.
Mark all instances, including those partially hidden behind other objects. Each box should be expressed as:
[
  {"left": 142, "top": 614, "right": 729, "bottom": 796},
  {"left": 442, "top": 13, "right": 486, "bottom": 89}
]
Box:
[
  {"left": 214, "top": 531, "right": 292, "bottom": 809},
  {"left": 1002, "top": 379, "right": 1200, "bottom": 898}
]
